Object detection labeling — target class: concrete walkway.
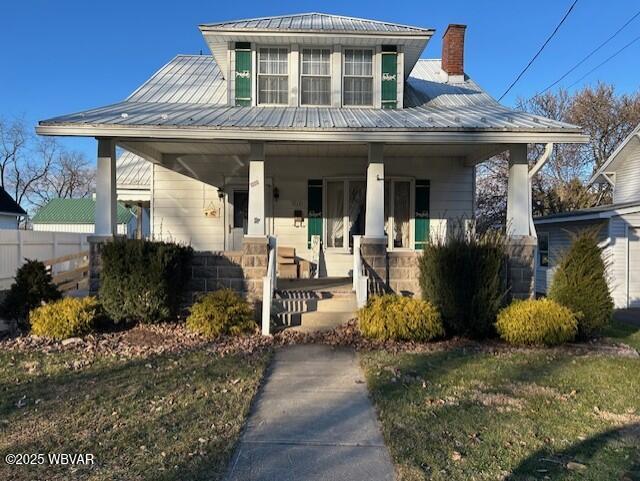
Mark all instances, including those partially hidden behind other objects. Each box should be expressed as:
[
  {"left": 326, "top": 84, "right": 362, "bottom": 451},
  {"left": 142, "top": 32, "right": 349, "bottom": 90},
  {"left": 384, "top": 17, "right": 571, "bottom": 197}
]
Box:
[{"left": 225, "top": 344, "right": 395, "bottom": 481}]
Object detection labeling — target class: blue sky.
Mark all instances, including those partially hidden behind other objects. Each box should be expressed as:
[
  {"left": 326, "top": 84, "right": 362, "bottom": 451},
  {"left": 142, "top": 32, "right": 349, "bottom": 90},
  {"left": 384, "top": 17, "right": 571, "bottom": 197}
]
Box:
[{"left": 1, "top": 0, "right": 639, "bottom": 158}]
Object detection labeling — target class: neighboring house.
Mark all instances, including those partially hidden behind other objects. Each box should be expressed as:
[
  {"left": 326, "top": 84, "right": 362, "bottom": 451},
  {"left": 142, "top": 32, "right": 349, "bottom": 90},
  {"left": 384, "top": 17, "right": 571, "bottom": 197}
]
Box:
[
  {"left": 534, "top": 123, "right": 640, "bottom": 308},
  {"left": 37, "top": 13, "right": 587, "bottom": 299},
  {"left": 32, "top": 198, "right": 137, "bottom": 237},
  {"left": 115, "top": 150, "right": 151, "bottom": 239},
  {"left": 0, "top": 187, "right": 27, "bottom": 229}
]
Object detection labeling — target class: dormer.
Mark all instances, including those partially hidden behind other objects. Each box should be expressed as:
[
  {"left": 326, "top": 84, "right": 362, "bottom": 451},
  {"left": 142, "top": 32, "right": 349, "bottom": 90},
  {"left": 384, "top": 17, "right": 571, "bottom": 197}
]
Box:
[{"left": 198, "top": 13, "right": 434, "bottom": 109}]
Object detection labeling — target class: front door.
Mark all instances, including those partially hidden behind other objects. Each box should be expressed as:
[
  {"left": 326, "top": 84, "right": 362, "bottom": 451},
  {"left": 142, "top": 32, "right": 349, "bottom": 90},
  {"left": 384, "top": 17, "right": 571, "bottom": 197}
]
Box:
[{"left": 230, "top": 190, "right": 248, "bottom": 251}]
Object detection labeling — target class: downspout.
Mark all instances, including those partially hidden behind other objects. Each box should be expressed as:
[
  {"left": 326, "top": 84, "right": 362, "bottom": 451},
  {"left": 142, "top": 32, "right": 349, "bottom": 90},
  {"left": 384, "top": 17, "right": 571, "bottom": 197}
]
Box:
[{"left": 528, "top": 143, "right": 554, "bottom": 239}]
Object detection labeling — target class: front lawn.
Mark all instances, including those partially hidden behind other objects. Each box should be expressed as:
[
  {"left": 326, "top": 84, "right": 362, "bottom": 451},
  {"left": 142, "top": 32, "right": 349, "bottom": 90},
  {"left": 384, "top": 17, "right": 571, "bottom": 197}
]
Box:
[
  {"left": 0, "top": 344, "right": 270, "bottom": 481},
  {"left": 362, "top": 348, "right": 640, "bottom": 481},
  {"left": 603, "top": 318, "right": 640, "bottom": 352}
]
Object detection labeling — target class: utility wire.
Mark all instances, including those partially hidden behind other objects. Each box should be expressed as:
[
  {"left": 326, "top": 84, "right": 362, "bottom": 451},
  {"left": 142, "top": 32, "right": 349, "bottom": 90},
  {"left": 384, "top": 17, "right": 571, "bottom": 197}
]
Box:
[
  {"left": 498, "top": 0, "right": 579, "bottom": 101},
  {"left": 535, "top": 9, "right": 640, "bottom": 96},
  {"left": 566, "top": 33, "right": 640, "bottom": 88}
]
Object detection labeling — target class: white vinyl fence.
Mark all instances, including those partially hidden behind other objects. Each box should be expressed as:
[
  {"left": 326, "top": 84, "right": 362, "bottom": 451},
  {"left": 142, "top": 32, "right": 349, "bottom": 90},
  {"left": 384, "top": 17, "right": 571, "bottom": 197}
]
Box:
[{"left": 0, "top": 230, "right": 90, "bottom": 289}]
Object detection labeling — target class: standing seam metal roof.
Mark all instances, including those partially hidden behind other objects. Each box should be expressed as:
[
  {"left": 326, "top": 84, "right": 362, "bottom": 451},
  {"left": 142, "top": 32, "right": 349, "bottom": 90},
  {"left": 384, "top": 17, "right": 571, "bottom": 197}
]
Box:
[
  {"left": 40, "top": 55, "right": 582, "bottom": 133},
  {"left": 31, "top": 199, "right": 133, "bottom": 224},
  {"left": 199, "top": 12, "right": 433, "bottom": 34}
]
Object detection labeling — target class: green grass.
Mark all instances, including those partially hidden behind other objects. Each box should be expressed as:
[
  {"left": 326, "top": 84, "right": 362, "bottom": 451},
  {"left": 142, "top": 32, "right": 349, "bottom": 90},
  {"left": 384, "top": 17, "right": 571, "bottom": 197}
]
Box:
[
  {"left": 0, "top": 348, "right": 270, "bottom": 481},
  {"left": 361, "top": 349, "right": 640, "bottom": 481},
  {"left": 603, "top": 319, "right": 640, "bottom": 351}
]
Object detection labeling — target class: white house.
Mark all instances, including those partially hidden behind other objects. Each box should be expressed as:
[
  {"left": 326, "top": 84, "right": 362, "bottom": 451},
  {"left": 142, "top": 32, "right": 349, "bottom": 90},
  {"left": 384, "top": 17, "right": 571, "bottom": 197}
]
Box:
[
  {"left": 534, "top": 123, "right": 640, "bottom": 308},
  {"left": 0, "top": 187, "right": 26, "bottom": 229},
  {"left": 37, "top": 13, "right": 587, "bottom": 303}
]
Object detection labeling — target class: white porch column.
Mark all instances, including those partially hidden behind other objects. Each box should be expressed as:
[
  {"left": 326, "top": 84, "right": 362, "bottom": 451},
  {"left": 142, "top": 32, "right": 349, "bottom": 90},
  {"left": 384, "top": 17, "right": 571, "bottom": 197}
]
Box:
[
  {"left": 506, "top": 144, "right": 530, "bottom": 237},
  {"left": 365, "top": 143, "right": 385, "bottom": 238},
  {"left": 247, "top": 142, "right": 266, "bottom": 237},
  {"left": 95, "top": 138, "right": 117, "bottom": 236}
]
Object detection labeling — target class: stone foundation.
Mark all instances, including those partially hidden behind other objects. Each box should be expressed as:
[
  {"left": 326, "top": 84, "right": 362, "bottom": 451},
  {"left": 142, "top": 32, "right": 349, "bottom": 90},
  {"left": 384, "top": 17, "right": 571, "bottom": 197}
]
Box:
[
  {"left": 360, "top": 237, "right": 388, "bottom": 295},
  {"left": 506, "top": 235, "right": 536, "bottom": 300},
  {"left": 388, "top": 251, "right": 421, "bottom": 297}
]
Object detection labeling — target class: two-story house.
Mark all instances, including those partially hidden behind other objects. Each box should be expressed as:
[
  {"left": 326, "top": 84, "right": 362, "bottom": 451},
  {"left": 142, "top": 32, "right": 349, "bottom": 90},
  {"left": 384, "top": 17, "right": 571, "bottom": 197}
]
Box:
[
  {"left": 535, "top": 123, "right": 640, "bottom": 308},
  {"left": 38, "top": 13, "right": 587, "bottom": 312}
]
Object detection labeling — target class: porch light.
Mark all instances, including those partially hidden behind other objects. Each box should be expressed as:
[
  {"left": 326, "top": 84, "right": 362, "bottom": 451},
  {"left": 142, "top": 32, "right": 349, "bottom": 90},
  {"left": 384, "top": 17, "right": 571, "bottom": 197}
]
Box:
[
  {"left": 217, "top": 188, "right": 224, "bottom": 200},
  {"left": 273, "top": 187, "right": 280, "bottom": 201}
]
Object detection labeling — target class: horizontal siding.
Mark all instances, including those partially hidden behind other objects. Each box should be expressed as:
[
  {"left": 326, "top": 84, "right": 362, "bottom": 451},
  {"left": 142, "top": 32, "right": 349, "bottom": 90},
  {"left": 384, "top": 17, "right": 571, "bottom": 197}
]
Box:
[
  {"left": 613, "top": 148, "right": 640, "bottom": 204},
  {"left": 535, "top": 219, "right": 608, "bottom": 295},
  {"left": 609, "top": 212, "right": 640, "bottom": 308}
]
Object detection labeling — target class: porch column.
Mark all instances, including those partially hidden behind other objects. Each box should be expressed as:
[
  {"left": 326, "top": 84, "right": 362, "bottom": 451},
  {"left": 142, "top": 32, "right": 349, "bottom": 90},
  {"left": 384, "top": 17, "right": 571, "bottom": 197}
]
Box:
[
  {"left": 247, "top": 142, "right": 265, "bottom": 237},
  {"left": 506, "top": 144, "right": 530, "bottom": 237},
  {"left": 365, "top": 143, "right": 385, "bottom": 238},
  {"left": 361, "top": 142, "right": 388, "bottom": 293},
  {"left": 506, "top": 144, "right": 536, "bottom": 300},
  {"left": 89, "top": 137, "right": 117, "bottom": 295}
]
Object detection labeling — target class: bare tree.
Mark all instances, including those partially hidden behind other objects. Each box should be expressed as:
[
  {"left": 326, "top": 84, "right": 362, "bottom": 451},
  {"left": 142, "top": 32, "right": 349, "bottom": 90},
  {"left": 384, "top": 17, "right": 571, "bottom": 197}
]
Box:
[
  {"left": 0, "top": 116, "right": 95, "bottom": 214},
  {"left": 476, "top": 83, "right": 640, "bottom": 231}
]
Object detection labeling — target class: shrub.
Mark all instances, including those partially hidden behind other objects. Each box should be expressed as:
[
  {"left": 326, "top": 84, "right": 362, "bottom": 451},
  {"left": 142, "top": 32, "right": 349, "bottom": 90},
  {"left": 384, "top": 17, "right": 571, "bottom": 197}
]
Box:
[
  {"left": 99, "top": 239, "right": 193, "bottom": 324},
  {"left": 419, "top": 228, "right": 506, "bottom": 338},
  {"left": 549, "top": 229, "right": 613, "bottom": 338},
  {"left": 186, "top": 289, "right": 255, "bottom": 338},
  {"left": 30, "top": 297, "right": 100, "bottom": 340},
  {"left": 358, "top": 294, "right": 444, "bottom": 342},
  {"left": 496, "top": 298, "right": 578, "bottom": 346},
  {"left": 1, "top": 259, "right": 61, "bottom": 325}
]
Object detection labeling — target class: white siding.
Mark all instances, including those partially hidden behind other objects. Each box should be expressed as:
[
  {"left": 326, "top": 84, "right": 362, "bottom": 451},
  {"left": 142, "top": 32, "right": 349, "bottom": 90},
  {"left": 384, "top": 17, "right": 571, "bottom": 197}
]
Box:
[
  {"left": 609, "top": 211, "right": 640, "bottom": 308},
  {"left": 32, "top": 223, "right": 129, "bottom": 235},
  {"left": 151, "top": 155, "right": 474, "bottom": 257},
  {"left": 613, "top": 147, "right": 640, "bottom": 204},
  {"left": 534, "top": 219, "right": 608, "bottom": 295}
]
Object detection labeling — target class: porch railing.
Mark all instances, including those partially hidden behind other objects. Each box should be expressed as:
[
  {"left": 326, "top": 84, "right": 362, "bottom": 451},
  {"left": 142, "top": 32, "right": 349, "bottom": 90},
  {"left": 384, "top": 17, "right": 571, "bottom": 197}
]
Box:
[
  {"left": 352, "top": 235, "right": 368, "bottom": 308},
  {"left": 261, "top": 236, "right": 277, "bottom": 336}
]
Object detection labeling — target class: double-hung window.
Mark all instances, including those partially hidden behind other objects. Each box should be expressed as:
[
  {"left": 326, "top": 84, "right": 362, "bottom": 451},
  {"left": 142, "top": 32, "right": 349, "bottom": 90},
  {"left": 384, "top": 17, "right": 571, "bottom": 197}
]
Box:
[
  {"left": 343, "top": 49, "right": 373, "bottom": 106},
  {"left": 258, "top": 48, "right": 288, "bottom": 105},
  {"left": 300, "top": 48, "right": 331, "bottom": 106}
]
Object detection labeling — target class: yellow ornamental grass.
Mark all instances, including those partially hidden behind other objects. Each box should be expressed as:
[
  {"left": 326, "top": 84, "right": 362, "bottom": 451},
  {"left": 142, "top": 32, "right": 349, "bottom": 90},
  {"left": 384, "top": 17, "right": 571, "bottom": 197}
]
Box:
[
  {"left": 358, "top": 295, "right": 445, "bottom": 342},
  {"left": 30, "top": 297, "right": 100, "bottom": 340},
  {"left": 496, "top": 298, "right": 578, "bottom": 346}
]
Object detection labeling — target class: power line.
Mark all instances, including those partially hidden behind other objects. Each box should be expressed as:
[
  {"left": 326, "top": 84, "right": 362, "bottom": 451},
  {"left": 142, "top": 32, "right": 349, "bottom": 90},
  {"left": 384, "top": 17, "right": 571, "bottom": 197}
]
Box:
[
  {"left": 535, "top": 9, "right": 640, "bottom": 96},
  {"left": 566, "top": 33, "right": 640, "bottom": 88},
  {"left": 498, "top": 0, "right": 579, "bottom": 101}
]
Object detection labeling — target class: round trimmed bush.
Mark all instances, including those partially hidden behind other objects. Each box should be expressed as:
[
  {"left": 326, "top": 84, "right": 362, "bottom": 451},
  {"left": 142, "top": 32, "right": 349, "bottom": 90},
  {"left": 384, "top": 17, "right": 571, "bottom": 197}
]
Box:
[
  {"left": 496, "top": 298, "right": 578, "bottom": 346},
  {"left": 358, "top": 294, "right": 444, "bottom": 342},
  {"left": 186, "top": 289, "right": 256, "bottom": 338},
  {"left": 30, "top": 297, "right": 100, "bottom": 340},
  {"left": 549, "top": 229, "right": 613, "bottom": 338}
]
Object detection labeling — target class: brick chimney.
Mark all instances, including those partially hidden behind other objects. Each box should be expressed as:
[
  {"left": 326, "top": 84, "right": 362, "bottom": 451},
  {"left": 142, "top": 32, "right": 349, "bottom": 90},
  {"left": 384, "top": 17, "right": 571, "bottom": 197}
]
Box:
[{"left": 442, "top": 24, "right": 466, "bottom": 78}]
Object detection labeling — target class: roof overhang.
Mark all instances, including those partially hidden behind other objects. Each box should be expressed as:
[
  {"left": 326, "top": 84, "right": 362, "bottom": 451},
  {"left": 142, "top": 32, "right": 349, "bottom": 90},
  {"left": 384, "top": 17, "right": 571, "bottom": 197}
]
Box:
[
  {"left": 199, "top": 29, "right": 432, "bottom": 81},
  {"left": 36, "top": 123, "right": 589, "bottom": 144},
  {"left": 589, "top": 128, "right": 640, "bottom": 185},
  {"left": 534, "top": 203, "right": 640, "bottom": 224}
]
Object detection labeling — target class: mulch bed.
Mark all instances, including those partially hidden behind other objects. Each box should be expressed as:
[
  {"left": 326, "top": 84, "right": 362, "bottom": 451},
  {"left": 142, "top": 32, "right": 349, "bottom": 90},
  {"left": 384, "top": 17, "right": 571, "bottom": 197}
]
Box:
[{"left": 1, "top": 320, "right": 637, "bottom": 365}]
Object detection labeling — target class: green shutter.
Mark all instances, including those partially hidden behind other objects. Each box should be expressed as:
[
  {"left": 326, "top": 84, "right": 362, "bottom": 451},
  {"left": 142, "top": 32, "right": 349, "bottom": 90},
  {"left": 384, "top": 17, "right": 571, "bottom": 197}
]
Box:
[
  {"left": 415, "top": 180, "right": 430, "bottom": 249},
  {"left": 235, "top": 44, "right": 251, "bottom": 107},
  {"left": 381, "top": 52, "right": 397, "bottom": 109},
  {"left": 308, "top": 180, "right": 323, "bottom": 249}
]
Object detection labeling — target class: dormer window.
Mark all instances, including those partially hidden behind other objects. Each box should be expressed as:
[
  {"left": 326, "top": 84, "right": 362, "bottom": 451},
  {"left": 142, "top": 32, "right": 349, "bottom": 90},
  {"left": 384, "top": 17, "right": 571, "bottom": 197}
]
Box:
[
  {"left": 300, "top": 48, "right": 331, "bottom": 106},
  {"left": 258, "top": 47, "right": 289, "bottom": 105},
  {"left": 343, "top": 49, "right": 373, "bottom": 106}
]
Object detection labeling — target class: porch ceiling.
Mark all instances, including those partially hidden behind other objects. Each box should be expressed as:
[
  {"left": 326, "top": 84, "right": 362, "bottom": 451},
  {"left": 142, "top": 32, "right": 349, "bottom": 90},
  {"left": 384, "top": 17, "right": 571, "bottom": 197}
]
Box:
[{"left": 119, "top": 139, "right": 509, "bottom": 165}]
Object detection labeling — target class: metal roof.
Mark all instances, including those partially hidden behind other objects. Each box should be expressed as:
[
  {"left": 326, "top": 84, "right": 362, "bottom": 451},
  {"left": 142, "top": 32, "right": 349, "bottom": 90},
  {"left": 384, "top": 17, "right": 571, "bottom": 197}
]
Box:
[
  {"left": 31, "top": 198, "right": 133, "bottom": 224},
  {"left": 534, "top": 200, "right": 640, "bottom": 223},
  {"left": 0, "top": 187, "right": 26, "bottom": 216},
  {"left": 116, "top": 150, "right": 151, "bottom": 188},
  {"left": 200, "top": 12, "right": 433, "bottom": 34},
  {"left": 40, "top": 56, "right": 582, "bottom": 134}
]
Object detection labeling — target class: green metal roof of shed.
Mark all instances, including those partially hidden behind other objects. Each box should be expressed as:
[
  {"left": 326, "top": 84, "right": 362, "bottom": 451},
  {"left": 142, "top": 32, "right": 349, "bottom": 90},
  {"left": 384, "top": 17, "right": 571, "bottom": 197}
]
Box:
[{"left": 31, "top": 198, "right": 134, "bottom": 224}]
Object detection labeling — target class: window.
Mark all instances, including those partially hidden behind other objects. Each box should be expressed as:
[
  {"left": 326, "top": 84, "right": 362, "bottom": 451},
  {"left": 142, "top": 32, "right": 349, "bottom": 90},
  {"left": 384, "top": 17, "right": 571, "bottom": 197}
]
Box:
[
  {"left": 343, "top": 49, "right": 373, "bottom": 106},
  {"left": 538, "top": 232, "right": 549, "bottom": 267},
  {"left": 258, "top": 48, "right": 288, "bottom": 105},
  {"left": 301, "top": 48, "right": 331, "bottom": 106}
]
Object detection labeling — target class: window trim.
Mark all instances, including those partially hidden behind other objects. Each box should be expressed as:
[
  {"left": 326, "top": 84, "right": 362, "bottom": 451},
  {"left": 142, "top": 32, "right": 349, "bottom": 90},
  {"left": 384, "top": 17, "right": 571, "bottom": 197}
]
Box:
[
  {"left": 299, "top": 47, "right": 332, "bottom": 107},
  {"left": 342, "top": 48, "right": 374, "bottom": 108},
  {"left": 538, "top": 232, "right": 550, "bottom": 267},
  {"left": 257, "top": 46, "right": 290, "bottom": 106}
]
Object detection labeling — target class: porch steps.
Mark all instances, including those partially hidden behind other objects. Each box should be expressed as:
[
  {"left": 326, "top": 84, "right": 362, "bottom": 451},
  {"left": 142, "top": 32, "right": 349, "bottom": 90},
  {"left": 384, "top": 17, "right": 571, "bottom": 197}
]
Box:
[
  {"left": 323, "top": 251, "right": 354, "bottom": 278},
  {"left": 272, "top": 278, "right": 357, "bottom": 333}
]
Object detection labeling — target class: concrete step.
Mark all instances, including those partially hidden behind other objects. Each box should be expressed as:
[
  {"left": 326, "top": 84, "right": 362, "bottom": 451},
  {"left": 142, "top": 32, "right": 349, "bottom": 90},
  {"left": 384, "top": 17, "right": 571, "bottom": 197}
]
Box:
[
  {"left": 289, "top": 311, "right": 356, "bottom": 333},
  {"left": 316, "top": 297, "right": 358, "bottom": 312}
]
